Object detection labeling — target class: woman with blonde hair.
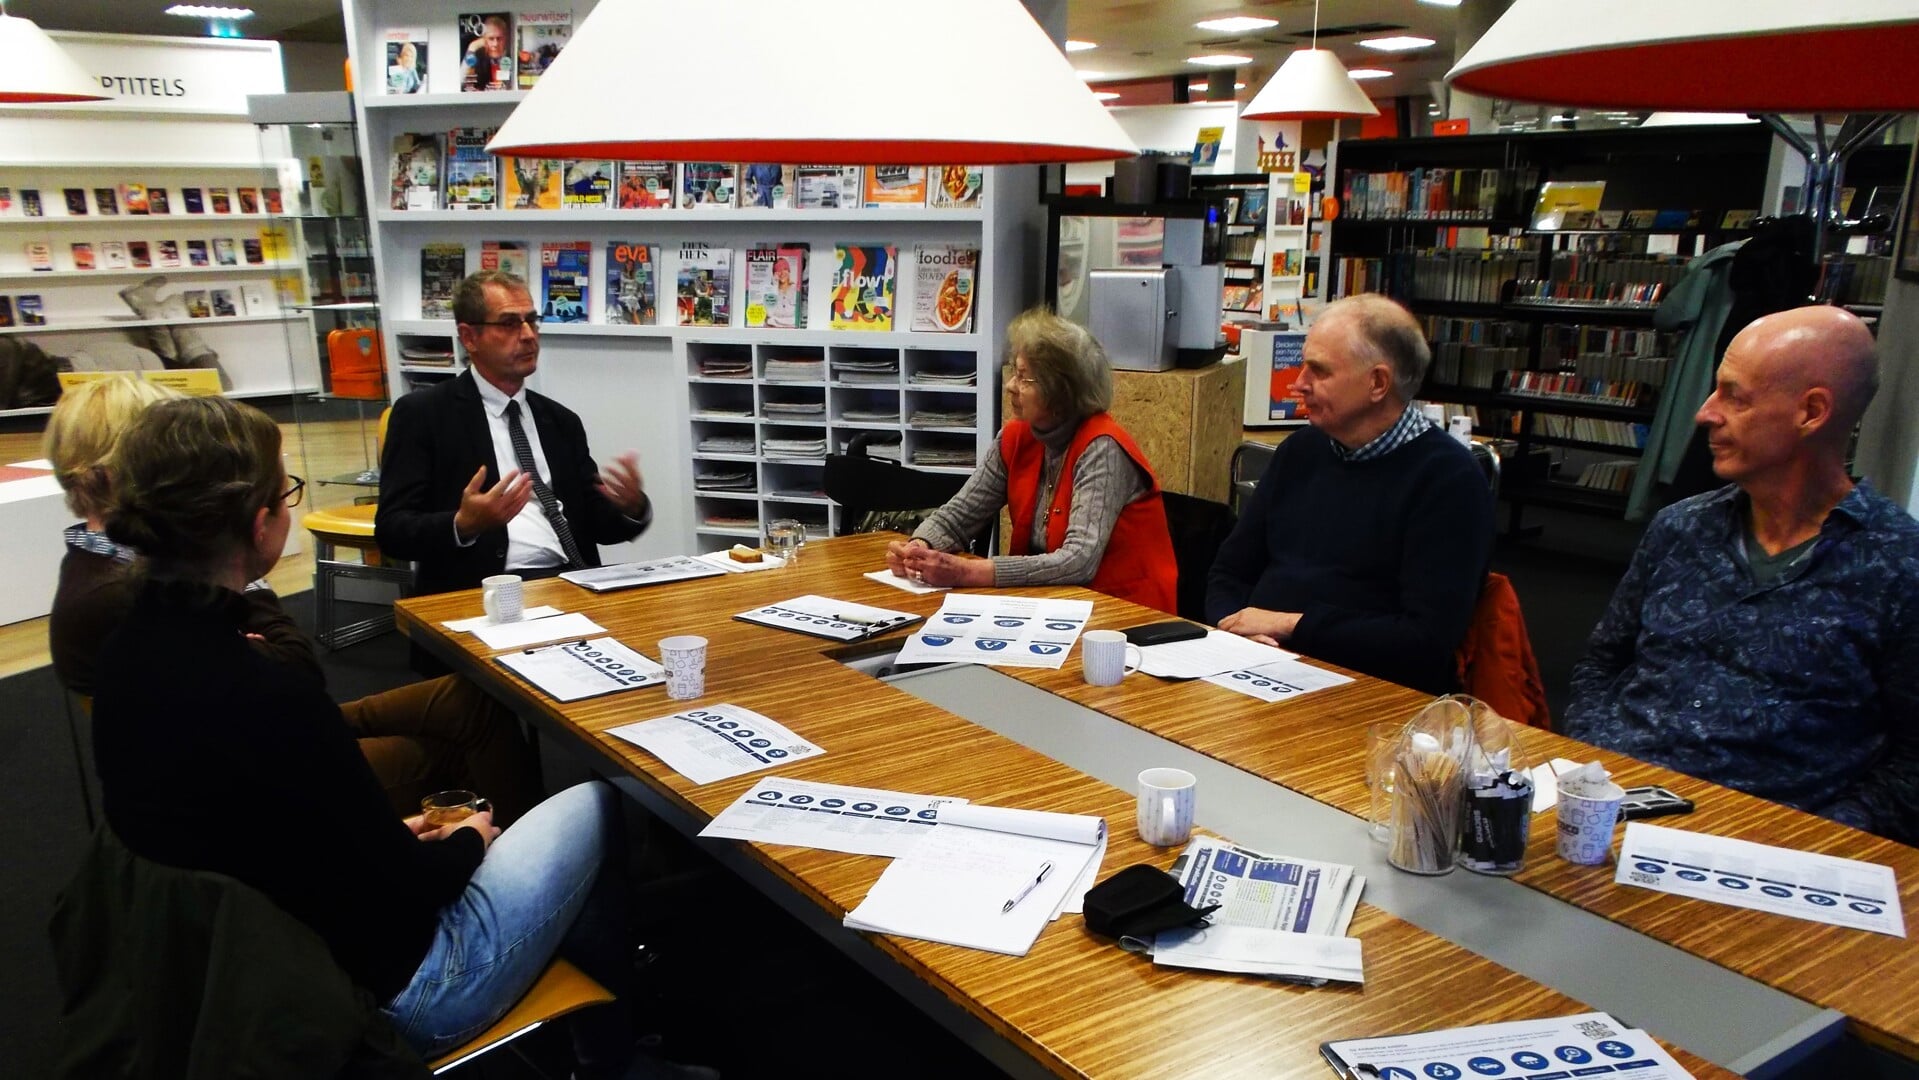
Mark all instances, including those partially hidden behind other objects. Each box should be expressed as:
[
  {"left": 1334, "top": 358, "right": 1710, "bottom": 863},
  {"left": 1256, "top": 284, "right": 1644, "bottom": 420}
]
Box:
[{"left": 886, "top": 308, "right": 1178, "bottom": 612}]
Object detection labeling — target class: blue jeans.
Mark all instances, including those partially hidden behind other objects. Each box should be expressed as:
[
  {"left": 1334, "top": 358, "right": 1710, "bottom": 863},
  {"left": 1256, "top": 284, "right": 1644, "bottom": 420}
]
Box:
[{"left": 383, "top": 780, "right": 617, "bottom": 1058}]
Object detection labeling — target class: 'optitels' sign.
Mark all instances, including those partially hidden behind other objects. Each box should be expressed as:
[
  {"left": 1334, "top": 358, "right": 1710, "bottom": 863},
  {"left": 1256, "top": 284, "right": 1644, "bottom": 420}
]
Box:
[
  {"left": 92, "top": 76, "right": 191, "bottom": 98},
  {"left": 46, "top": 32, "right": 284, "bottom": 115}
]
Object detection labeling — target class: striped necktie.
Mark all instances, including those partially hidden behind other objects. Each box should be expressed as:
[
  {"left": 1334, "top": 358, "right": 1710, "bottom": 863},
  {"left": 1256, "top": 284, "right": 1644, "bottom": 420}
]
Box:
[{"left": 504, "top": 399, "right": 586, "bottom": 568}]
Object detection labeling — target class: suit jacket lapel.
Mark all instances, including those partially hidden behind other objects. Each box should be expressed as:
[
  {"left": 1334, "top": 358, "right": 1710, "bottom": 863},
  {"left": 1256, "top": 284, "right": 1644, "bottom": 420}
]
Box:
[{"left": 453, "top": 369, "right": 505, "bottom": 485}]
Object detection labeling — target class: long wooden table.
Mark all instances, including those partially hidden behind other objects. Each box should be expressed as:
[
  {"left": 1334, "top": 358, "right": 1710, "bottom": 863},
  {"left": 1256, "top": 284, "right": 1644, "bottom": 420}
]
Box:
[{"left": 396, "top": 534, "right": 1914, "bottom": 1078}]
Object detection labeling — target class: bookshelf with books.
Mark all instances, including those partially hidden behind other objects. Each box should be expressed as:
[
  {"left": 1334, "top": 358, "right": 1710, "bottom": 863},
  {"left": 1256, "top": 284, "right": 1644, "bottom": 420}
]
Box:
[
  {"left": 1192, "top": 173, "right": 1268, "bottom": 323},
  {"left": 344, "top": 0, "right": 1033, "bottom": 557},
  {"left": 1327, "top": 125, "right": 1773, "bottom": 534}
]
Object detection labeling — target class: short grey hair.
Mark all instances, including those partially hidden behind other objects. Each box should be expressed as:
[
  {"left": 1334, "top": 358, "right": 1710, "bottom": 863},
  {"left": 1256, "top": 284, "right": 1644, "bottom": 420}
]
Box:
[
  {"left": 453, "top": 269, "right": 529, "bottom": 325},
  {"left": 1322, "top": 293, "right": 1430, "bottom": 401},
  {"left": 1005, "top": 307, "right": 1113, "bottom": 422}
]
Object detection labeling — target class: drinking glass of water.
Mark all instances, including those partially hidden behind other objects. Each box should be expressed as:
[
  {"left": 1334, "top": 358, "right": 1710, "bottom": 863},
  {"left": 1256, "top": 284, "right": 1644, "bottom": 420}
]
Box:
[{"left": 766, "top": 518, "right": 805, "bottom": 565}]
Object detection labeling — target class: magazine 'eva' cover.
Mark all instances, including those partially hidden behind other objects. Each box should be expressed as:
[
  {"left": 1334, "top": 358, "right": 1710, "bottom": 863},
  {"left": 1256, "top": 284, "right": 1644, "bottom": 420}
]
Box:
[{"left": 605, "top": 242, "right": 657, "bottom": 325}]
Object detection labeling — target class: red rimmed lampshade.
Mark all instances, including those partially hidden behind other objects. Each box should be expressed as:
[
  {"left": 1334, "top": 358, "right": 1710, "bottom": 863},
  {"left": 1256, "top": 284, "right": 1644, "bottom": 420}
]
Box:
[
  {"left": 488, "top": 0, "right": 1138, "bottom": 165},
  {"left": 0, "top": 14, "right": 109, "bottom": 104}
]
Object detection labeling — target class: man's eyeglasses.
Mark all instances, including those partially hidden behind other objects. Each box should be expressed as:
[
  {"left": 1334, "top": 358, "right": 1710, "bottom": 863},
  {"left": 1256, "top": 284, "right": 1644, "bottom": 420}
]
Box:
[
  {"left": 466, "top": 313, "right": 543, "bottom": 332},
  {"left": 280, "top": 475, "right": 305, "bottom": 509}
]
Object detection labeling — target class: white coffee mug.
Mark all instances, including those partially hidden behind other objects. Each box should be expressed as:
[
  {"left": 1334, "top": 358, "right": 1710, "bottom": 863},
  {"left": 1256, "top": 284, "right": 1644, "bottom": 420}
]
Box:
[
  {"left": 1137, "top": 767, "right": 1197, "bottom": 847},
  {"left": 481, "top": 574, "right": 524, "bottom": 624},
  {"left": 658, "top": 635, "right": 709, "bottom": 701},
  {"left": 1081, "top": 629, "right": 1143, "bottom": 687}
]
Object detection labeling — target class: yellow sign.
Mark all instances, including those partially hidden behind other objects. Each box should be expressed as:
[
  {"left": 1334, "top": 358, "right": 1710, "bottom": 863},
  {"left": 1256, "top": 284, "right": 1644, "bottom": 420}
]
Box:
[
  {"left": 142, "top": 369, "right": 224, "bottom": 396},
  {"left": 56, "top": 371, "right": 122, "bottom": 390},
  {"left": 1258, "top": 150, "right": 1297, "bottom": 173},
  {"left": 1293, "top": 172, "right": 1312, "bottom": 194}
]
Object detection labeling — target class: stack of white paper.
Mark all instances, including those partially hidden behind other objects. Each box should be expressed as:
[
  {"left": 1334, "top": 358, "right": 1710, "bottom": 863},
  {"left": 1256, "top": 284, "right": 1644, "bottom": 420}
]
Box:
[
  {"left": 1616, "top": 822, "right": 1906, "bottom": 937},
  {"left": 702, "top": 777, "right": 964, "bottom": 858},
  {"left": 496, "top": 637, "right": 664, "bottom": 703},
  {"left": 1156, "top": 836, "right": 1366, "bottom": 984},
  {"left": 559, "top": 556, "right": 723, "bottom": 593},
  {"left": 736, "top": 594, "right": 919, "bottom": 641},
  {"left": 893, "top": 595, "right": 1093, "bottom": 669},
  {"left": 606, "top": 704, "right": 825, "bottom": 785},
  {"left": 1202, "top": 658, "right": 1355, "bottom": 703},
  {"left": 1136, "top": 629, "right": 1298, "bottom": 679},
  {"left": 845, "top": 805, "right": 1106, "bottom": 956}
]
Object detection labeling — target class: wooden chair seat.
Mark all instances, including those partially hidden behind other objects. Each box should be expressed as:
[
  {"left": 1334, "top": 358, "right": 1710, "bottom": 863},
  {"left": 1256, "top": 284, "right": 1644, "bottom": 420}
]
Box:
[{"left": 428, "top": 958, "right": 615, "bottom": 1075}]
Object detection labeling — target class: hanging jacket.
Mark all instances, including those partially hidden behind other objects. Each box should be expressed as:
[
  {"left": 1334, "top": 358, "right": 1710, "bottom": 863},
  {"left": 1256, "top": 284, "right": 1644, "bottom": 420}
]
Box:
[
  {"left": 1627, "top": 241, "right": 1744, "bottom": 521},
  {"left": 1454, "top": 572, "right": 1552, "bottom": 731}
]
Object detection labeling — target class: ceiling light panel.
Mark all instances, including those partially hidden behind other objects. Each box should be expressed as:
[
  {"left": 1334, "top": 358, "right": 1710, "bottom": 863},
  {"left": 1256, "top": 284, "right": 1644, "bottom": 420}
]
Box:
[
  {"left": 1195, "top": 16, "right": 1279, "bottom": 33},
  {"left": 1064, "top": 39, "right": 1098, "bottom": 52},
  {"left": 1186, "top": 53, "right": 1253, "bottom": 66},
  {"left": 164, "top": 4, "right": 254, "bottom": 16},
  {"left": 1358, "top": 35, "right": 1436, "bottom": 52},
  {"left": 1347, "top": 68, "right": 1393, "bottom": 80}
]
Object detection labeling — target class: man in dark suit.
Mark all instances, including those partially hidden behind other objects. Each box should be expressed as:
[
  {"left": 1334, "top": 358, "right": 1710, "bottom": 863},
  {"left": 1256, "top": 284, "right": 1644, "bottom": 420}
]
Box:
[{"left": 377, "top": 270, "right": 650, "bottom": 597}]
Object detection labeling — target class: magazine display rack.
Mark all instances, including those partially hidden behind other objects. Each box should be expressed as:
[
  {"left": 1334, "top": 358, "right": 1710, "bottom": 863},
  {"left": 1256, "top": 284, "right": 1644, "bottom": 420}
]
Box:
[{"left": 344, "top": 0, "right": 1035, "bottom": 557}]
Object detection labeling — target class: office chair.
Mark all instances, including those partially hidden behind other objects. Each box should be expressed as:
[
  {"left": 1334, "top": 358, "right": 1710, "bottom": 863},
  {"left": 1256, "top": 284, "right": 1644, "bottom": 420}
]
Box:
[{"left": 1160, "top": 492, "right": 1237, "bottom": 624}]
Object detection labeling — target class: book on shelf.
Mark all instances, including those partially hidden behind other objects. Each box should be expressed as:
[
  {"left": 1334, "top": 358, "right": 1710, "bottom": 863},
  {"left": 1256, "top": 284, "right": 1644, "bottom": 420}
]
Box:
[
  {"left": 156, "top": 240, "right": 181, "bottom": 268},
  {"left": 681, "top": 163, "right": 738, "bottom": 208},
  {"left": 242, "top": 237, "right": 264, "bottom": 265},
  {"left": 1530, "top": 181, "right": 1604, "bottom": 230},
  {"left": 101, "top": 241, "right": 130, "bottom": 269},
  {"left": 0, "top": 297, "right": 12, "bottom": 326},
  {"left": 829, "top": 245, "right": 897, "bottom": 331},
  {"left": 480, "top": 239, "right": 527, "bottom": 278},
  {"left": 129, "top": 241, "right": 152, "bottom": 269},
  {"left": 540, "top": 240, "right": 591, "bottom": 323},
  {"left": 502, "top": 157, "right": 561, "bottom": 210},
  {"left": 122, "top": 184, "right": 150, "bottom": 215},
  {"left": 863, "top": 166, "right": 926, "bottom": 208},
  {"left": 24, "top": 241, "right": 52, "bottom": 271},
  {"left": 240, "top": 284, "right": 268, "bottom": 316},
  {"left": 93, "top": 187, "right": 119, "bottom": 215},
  {"left": 389, "top": 133, "right": 441, "bottom": 211},
  {"left": 617, "top": 162, "right": 674, "bottom": 209},
  {"left": 20, "top": 190, "right": 40, "bottom": 217},
  {"left": 740, "top": 165, "right": 795, "bottom": 209},
  {"left": 459, "top": 12, "right": 515, "bottom": 91},
  {"left": 237, "top": 188, "right": 260, "bottom": 215},
  {"left": 676, "top": 243, "right": 732, "bottom": 327},
  {"left": 443, "top": 128, "right": 500, "bottom": 210},
  {"left": 795, "top": 165, "right": 862, "bottom": 210},
  {"left": 516, "top": 11, "right": 571, "bottom": 88},
  {"left": 258, "top": 226, "right": 292, "bottom": 262},
  {"left": 563, "top": 160, "right": 613, "bottom": 210},
  {"left": 62, "top": 189, "right": 87, "bottom": 216},
  {"left": 186, "top": 239, "right": 209, "bottom": 267},
  {"left": 1591, "top": 209, "right": 1623, "bottom": 230},
  {"left": 420, "top": 241, "right": 466, "bottom": 319},
  {"left": 69, "top": 243, "right": 95, "bottom": 271},
  {"left": 183, "top": 290, "right": 210, "bottom": 318},
  {"left": 909, "top": 243, "right": 977, "bottom": 333},
  {"left": 144, "top": 188, "right": 170, "bottom": 215},
  {"left": 16, "top": 295, "right": 44, "bottom": 325},
  {"left": 209, "top": 187, "right": 231, "bottom": 214},
  {"left": 928, "top": 166, "right": 984, "bottom": 210},
  {"left": 1721, "top": 209, "right": 1757, "bottom": 230},
  {"left": 604, "top": 242, "right": 658, "bottom": 325},
  {"left": 210, "top": 289, "right": 237, "bottom": 318},
  {"left": 0, "top": 188, "right": 13, "bottom": 216},
  {"left": 181, "top": 187, "right": 204, "bottom": 214},
  {"left": 384, "top": 28, "right": 428, "bottom": 94},
  {"left": 211, "top": 238, "right": 237, "bottom": 266},
  {"left": 743, "top": 244, "right": 808, "bottom": 329}
]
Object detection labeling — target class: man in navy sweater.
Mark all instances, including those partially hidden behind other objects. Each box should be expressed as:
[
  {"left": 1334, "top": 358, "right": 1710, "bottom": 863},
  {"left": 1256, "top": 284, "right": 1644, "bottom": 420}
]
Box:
[{"left": 1207, "top": 294, "right": 1494, "bottom": 693}]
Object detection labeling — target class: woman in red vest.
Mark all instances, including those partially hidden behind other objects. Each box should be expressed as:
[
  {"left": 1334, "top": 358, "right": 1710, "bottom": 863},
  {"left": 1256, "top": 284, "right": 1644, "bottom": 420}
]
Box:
[{"left": 886, "top": 308, "right": 1178, "bottom": 613}]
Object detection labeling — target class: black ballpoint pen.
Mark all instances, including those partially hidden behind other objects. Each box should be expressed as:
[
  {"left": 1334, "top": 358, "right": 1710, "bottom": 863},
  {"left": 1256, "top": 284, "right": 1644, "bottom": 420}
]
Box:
[{"left": 1001, "top": 860, "right": 1054, "bottom": 914}]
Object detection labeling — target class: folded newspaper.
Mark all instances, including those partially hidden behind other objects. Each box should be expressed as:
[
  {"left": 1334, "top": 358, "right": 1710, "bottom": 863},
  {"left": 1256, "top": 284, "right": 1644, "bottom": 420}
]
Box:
[{"left": 1144, "top": 836, "right": 1366, "bottom": 985}]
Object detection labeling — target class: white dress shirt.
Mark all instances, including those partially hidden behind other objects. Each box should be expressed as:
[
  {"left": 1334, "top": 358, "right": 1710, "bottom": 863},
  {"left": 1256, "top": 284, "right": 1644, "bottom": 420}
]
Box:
[{"left": 465, "top": 374, "right": 570, "bottom": 570}]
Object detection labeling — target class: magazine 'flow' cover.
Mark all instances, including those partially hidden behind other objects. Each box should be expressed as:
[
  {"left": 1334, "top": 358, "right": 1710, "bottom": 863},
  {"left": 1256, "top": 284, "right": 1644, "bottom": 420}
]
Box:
[{"left": 830, "top": 245, "right": 897, "bottom": 331}]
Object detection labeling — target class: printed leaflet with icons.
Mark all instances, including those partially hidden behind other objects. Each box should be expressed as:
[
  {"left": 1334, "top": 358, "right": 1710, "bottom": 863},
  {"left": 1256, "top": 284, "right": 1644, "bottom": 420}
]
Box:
[
  {"left": 701, "top": 777, "right": 966, "bottom": 858},
  {"left": 606, "top": 704, "right": 825, "bottom": 785},
  {"left": 1154, "top": 836, "right": 1365, "bottom": 985},
  {"left": 1616, "top": 822, "right": 1905, "bottom": 937},
  {"left": 559, "top": 555, "right": 725, "bottom": 593},
  {"left": 494, "top": 637, "right": 664, "bottom": 703},
  {"left": 1320, "top": 1011, "right": 1697, "bottom": 1080},
  {"left": 893, "top": 594, "right": 1094, "bottom": 670},
  {"left": 734, "top": 593, "right": 921, "bottom": 642}
]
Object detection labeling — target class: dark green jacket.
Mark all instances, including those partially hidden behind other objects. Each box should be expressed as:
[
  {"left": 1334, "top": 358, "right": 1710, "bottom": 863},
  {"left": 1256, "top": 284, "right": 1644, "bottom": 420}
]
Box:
[{"left": 49, "top": 828, "right": 427, "bottom": 1080}]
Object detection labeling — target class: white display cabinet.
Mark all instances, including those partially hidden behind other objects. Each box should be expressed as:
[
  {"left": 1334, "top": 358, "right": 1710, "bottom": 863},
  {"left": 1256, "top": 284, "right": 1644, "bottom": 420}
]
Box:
[{"left": 343, "top": 0, "right": 1039, "bottom": 558}]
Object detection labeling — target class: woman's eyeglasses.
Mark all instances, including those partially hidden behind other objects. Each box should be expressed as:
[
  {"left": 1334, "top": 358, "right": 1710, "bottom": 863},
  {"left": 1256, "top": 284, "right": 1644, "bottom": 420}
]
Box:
[{"left": 280, "top": 475, "right": 305, "bottom": 508}]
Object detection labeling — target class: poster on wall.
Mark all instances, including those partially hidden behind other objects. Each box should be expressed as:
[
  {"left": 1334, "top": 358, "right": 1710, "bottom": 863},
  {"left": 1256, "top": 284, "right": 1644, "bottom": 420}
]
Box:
[{"left": 1240, "top": 330, "right": 1309, "bottom": 427}]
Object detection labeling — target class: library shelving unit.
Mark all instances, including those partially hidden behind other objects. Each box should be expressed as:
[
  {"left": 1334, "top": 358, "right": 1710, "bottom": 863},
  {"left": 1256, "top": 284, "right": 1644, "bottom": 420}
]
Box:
[
  {"left": 343, "top": 0, "right": 1037, "bottom": 559},
  {"left": 1261, "top": 162, "right": 1317, "bottom": 324},
  {"left": 1325, "top": 124, "right": 1774, "bottom": 534},
  {"left": 1191, "top": 173, "right": 1267, "bottom": 323}
]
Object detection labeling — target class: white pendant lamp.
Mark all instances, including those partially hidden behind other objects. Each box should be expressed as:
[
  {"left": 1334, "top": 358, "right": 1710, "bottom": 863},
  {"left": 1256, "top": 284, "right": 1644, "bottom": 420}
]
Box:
[
  {"left": 0, "top": 11, "right": 109, "bottom": 103},
  {"left": 1446, "top": 0, "right": 1919, "bottom": 113},
  {"left": 488, "top": 0, "right": 1138, "bottom": 165},
  {"left": 1241, "top": 49, "right": 1381, "bottom": 121}
]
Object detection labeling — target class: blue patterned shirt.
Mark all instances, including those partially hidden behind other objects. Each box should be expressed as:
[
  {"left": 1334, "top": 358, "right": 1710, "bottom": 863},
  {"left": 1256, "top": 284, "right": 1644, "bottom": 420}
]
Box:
[
  {"left": 1565, "top": 482, "right": 1919, "bottom": 842},
  {"left": 1330, "top": 403, "right": 1435, "bottom": 463}
]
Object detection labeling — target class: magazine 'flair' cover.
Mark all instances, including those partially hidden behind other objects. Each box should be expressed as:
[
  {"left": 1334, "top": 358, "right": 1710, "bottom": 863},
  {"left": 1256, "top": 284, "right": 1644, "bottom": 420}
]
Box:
[
  {"left": 385, "top": 29, "right": 428, "bottom": 94},
  {"left": 617, "top": 163, "right": 674, "bottom": 209},
  {"left": 796, "top": 166, "right": 862, "bottom": 210},
  {"left": 604, "top": 242, "right": 657, "bottom": 325},
  {"left": 862, "top": 166, "right": 926, "bottom": 208},
  {"left": 420, "top": 242, "right": 467, "bottom": 319},
  {"left": 540, "top": 241, "right": 591, "bottom": 322},
  {"left": 389, "top": 133, "right": 441, "bottom": 210},
  {"left": 741, "top": 164, "right": 795, "bottom": 209},
  {"left": 744, "top": 244, "right": 809, "bottom": 329},
  {"left": 563, "top": 161, "right": 613, "bottom": 209},
  {"left": 516, "top": 11, "right": 571, "bottom": 88},
  {"left": 676, "top": 244, "right": 732, "bottom": 327},
  {"left": 910, "top": 244, "right": 979, "bottom": 333},
  {"left": 928, "top": 166, "right": 984, "bottom": 210},
  {"left": 503, "top": 158, "right": 561, "bottom": 210},
  {"left": 459, "top": 12, "right": 515, "bottom": 91},
  {"left": 830, "top": 245, "right": 897, "bottom": 331},
  {"left": 680, "top": 163, "right": 738, "bottom": 208},
  {"left": 443, "top": 127, "right": 500, "bottom": 210},
  {"left": 480, "top": 239, "right": 527, "bottom": 278}
]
